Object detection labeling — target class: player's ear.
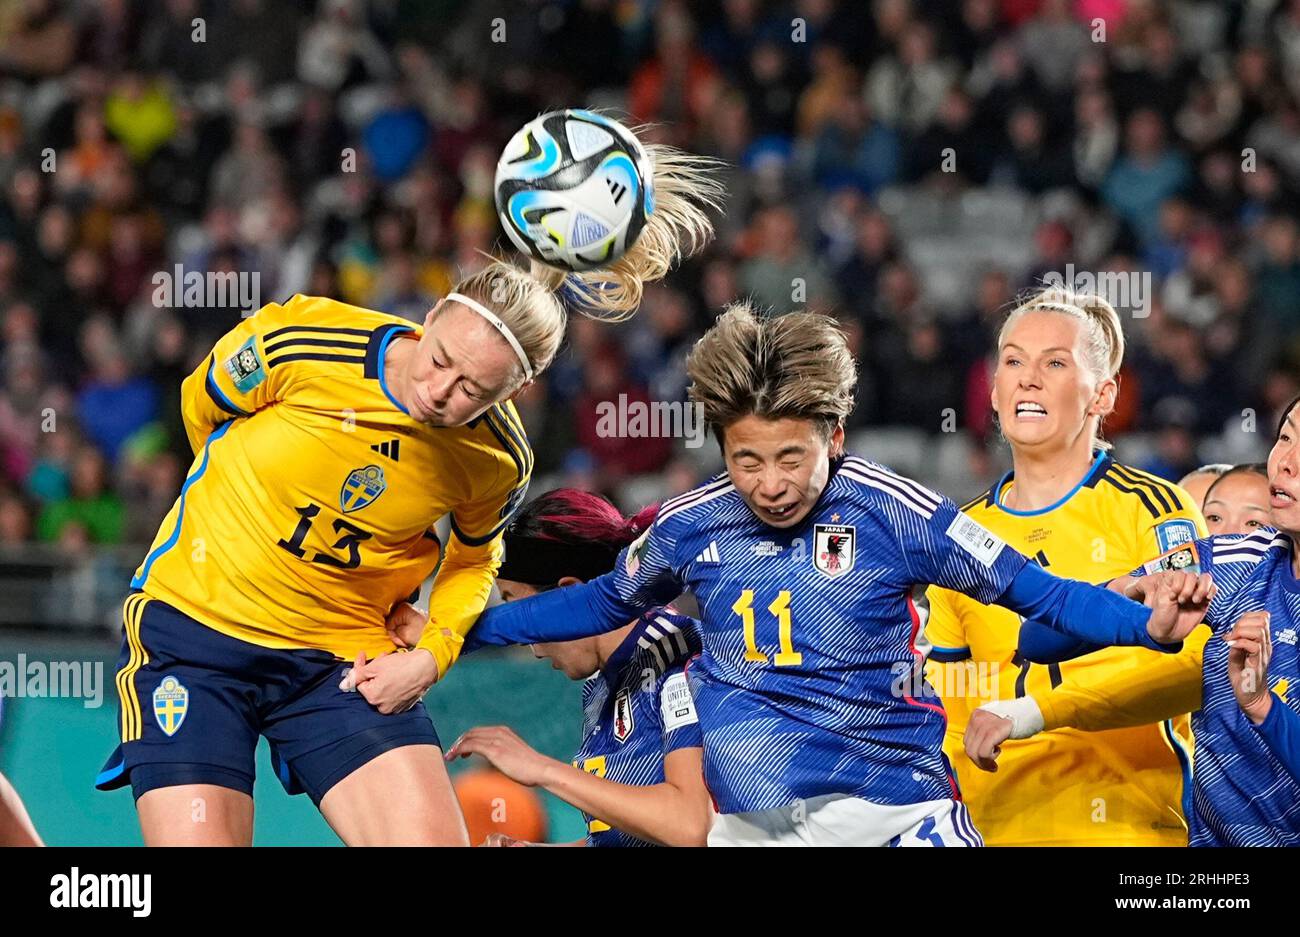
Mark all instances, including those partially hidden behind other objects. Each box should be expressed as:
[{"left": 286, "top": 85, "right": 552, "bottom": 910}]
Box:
[
  {"left": 829, "top": 422, "right": 845, "bottom": 457},
  {"left": 1092, "top": 375, "right": 1118, "bottom": 417},
  {"left": 504, "top": 378, "right": 534, "bottom": 402},
  {"left": 557, "top": 575, "right": 584, "bottom": 588}
]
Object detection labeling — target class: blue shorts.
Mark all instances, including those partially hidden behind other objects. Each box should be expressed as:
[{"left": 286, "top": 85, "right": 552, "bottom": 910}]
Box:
[{"left": 96, "top": 593, "right": 439, "bottom": 805}]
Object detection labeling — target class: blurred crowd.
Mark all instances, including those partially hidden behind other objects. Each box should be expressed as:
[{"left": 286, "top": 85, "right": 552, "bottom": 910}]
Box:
[{"left": 0, "top": 0, "right": 1296, "bottom": 560}]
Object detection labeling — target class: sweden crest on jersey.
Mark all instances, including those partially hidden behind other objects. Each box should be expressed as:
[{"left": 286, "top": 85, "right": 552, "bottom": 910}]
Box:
[
  {"left": 153, "top": 676, "right": 188, "bottom": 737},
  {"left": 814, "top": 523, "right": 855, "bottom": 578},
  {"left": 340, "top": 465, "right": 386, "bottom": 513}
]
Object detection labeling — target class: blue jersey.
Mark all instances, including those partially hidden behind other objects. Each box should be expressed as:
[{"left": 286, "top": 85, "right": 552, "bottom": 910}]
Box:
[
  {"left": 601, "top": 455, "right": 1027, "bottom": 813},
  {"left": 572, "top": 609, "right": 703, "bottom": 847},
  {"left": 1135, "top": 530, "right": 1300, "bottom": 846}
]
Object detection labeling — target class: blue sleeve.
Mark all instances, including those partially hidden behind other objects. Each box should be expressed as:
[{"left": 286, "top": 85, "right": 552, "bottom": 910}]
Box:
[
  {"left": 891, "top": 494, "right": 1028, "bottom": 604},
  {"left": 464, "top": 572, "right": 646, "bottom": 652},
  {"left": 1252, "top": 694, "right": 1300, "bottom": 786},
  {"left": 465, "top": 518, "right": 684, "bottom": 652},
  {"left": 997, "top": 562, "right": 1182, "bottom": 660},
  {"left": 1017, "top": 618, "right": 1106, "bottom": 664}
]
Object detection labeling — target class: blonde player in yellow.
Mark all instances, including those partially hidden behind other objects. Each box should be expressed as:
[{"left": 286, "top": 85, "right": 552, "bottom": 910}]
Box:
[
  {"left": 94, "top": 143, "right": 721, "bottom": 846},
  {"left": 924, "top": 287, "right": 1206, "bottom": 846},
  {"left": 965, "top": 463, "right": 1271, "bottom": 770}
]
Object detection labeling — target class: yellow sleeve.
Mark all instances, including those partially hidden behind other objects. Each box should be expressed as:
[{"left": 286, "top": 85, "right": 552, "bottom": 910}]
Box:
[
  {"left": 178, "top": 297, "right": 303, "bottom": 454},
  {"left": 1031, "top": 475, "right": 1209, "bottom": 731},
  {"left": 417, "top": 428, "right": 532, "bottom": 678},
  {"left": 1036, "top": 629, "right": 1206, "bottom": 731},
  {"left": 923, "top": 585, "right": 969, "bottom": 659}
]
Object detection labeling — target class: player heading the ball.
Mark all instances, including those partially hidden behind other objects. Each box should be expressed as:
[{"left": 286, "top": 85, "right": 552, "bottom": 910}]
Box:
[{"left": 96, "top": 116, "right": 723, "bottom": 846}]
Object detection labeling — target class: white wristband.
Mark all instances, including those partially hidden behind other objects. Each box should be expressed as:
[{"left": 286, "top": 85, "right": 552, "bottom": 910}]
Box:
[{"left": 977, "top": 696, "right": 1045, "bottom": 739}]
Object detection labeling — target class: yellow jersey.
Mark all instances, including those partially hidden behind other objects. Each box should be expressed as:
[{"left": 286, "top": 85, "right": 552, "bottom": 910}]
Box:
[
  {"left": 132, "top": 294, "right": 532, "bottom": 675},
  {"left": 924, "top": 452, "right": 1205, "bottom": 846}
]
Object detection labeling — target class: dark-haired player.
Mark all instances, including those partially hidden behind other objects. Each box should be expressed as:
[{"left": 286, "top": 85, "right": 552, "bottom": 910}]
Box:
[{"left": 391, "top": 489, "right": 709, "bottom": 846}]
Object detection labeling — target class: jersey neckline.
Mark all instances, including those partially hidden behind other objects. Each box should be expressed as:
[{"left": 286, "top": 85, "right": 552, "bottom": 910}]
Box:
[
  {"left": 372, "top": 324, "right": 417, "bottom": 415},
  {"left": 993, "top": 449, "right": 1109, "bottom": 517}
]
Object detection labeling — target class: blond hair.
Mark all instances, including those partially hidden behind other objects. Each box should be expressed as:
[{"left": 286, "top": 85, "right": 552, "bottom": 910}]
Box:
[
  {"left": 686, "top": 302, "right": 857, "bottom": 441},
  {"left": 448, "top": 133, "right": 724, "bottom": 386},
  {"left": 540, "top": 136, "right": 725, "bottom": 319},
  {"left": 996, "top": 285, "right": 1125, "bottom": 449}
]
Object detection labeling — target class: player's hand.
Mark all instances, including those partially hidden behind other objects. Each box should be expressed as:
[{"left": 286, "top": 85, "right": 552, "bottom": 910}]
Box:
[
  {"left": 445, "top": 725, "right": 554, "bottom": 787},
  {"left": 338, "top": 650, "right": 374, "bottom": 692},
  {"left": 1226, "top": 611, "right": 1274, "bottom": 725},
  {"left": 1109, "top": 574, "right": 1143, "bottom": 599},
  {"left": 349, "top": 649, "right": 438, "bottom": 715},
  {"left": 385, "top": 601, "right": 426, "bottom": 649},
  {"left": 964, "top": 708, "right": 1013, "bottom": 772},
  {"left": 1143, "top": 570, "right": 1215, "bottom": 644},
  {"left": 481, "top": 832, "right": 531, "bottom": 847}
]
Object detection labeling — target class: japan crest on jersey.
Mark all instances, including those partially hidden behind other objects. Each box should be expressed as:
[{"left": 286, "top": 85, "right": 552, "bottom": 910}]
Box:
[
  {"left": 813, "top": 523, "right": 855, "bottom": 579},
  {"left": 613, "top": 689, "right": 634, "bottom": 743}
]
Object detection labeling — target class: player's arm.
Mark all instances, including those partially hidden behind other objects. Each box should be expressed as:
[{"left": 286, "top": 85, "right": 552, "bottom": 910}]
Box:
[
  {"left": 178, "top": 296, "right": 307, "bottom": 453},
  {"left": 1247, "top": 694, "right": 1300, "bottom": 786},
  {"left": 902, "top": 497, "right": 1202, "bottom": 654},
  {"left": 1013, "top": 501, "right": 1212, "bottom": 731},
  {"left": 0, "top": 772, "right": 41, "bottom": 847},
  {"left": 535, "top": 746, "right": 708, "bottom": 847},
  {"left": 415, "top": 463, "right": 531, "bottom": 679},
  {"left": 1225, "top": 610, "right": 1300, "bottom": 785},
  {"left": 464, "top": 518, "right": 683, "bottom": 651},
  {"left": 449, "top": 670, "right": 709, "bottom": 847},
  {"left": 969, "top": 629, "right": 1207, "bottom": 762},
  {"left": 1017, "top": 529, "right": 1222, "bottom": 664}
]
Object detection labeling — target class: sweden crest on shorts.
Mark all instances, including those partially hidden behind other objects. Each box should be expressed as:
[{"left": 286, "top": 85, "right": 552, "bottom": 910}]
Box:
[
  {"left": 153, "top": 676, "right": 189, "bottom": 737},
  {"left": 814, "top": 523, "right": 855, "bottom": 579},
  {"left": 341, "top": 465, "right": 386, "bottom": 513}
]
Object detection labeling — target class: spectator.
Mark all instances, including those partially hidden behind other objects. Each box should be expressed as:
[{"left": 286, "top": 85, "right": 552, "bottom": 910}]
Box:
[
  {"left": 1102, "top": 109, "right": 1192, "bottom": 246},
  {"left": 36, "top": 444, "right": 124, "bottom": 545},
  {"left": 75, "top": 338, "right": 159, "bottom": 465}
]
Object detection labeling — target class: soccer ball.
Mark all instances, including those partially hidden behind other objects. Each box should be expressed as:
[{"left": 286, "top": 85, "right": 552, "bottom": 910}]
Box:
[{"left": 494, "top": 110, "right": 654, "bottom": 272}]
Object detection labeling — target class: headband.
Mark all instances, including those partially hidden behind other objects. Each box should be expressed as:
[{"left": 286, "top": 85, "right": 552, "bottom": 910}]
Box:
[
  {"left": 1034, "top": 300, "right": 1089, "bottom": 318},
  {"left": 446, "top": 292, "right": 533, "bottom": 382},
  {"left": 498, "top": 530, "right": 620, "bottom": 586}
]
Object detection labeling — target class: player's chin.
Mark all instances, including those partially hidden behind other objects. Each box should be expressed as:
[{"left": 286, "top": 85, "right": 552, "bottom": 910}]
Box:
[{"left": 1000, "top": 418, "right": 1053, "bottom": 445}]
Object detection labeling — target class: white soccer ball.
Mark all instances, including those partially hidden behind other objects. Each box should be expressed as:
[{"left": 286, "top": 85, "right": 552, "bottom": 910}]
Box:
[{"left": 494, "top": 110, "right": 654, "bottom": 272}]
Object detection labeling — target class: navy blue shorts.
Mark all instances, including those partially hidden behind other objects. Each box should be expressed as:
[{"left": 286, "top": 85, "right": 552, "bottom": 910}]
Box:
[{"left": 96, "top": 593, "right": 439, "bottom": 805}]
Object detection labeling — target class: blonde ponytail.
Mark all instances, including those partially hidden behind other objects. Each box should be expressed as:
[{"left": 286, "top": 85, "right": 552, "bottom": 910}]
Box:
[
  {"left": 445, "top": 126, "right": 723, "bottom": 385},
  {"left": 558, "top": 139, "right": 725, "bottom": 320}
]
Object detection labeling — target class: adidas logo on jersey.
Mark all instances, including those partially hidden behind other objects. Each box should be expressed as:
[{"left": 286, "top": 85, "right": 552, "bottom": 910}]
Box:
[
  {"left": 370, "top": 439, "right": 401, "bottom": 461},
  {"left": 695, "top": 542, "right": 720, "bottom": 564}
]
